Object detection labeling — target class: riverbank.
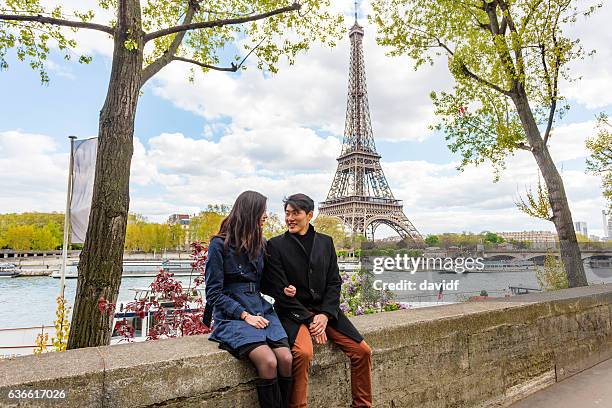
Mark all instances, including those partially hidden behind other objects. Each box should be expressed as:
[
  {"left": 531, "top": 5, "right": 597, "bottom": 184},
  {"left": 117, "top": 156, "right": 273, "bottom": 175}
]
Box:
[{"left": 3, "top": 252, "right": 194, "bottom": 277}]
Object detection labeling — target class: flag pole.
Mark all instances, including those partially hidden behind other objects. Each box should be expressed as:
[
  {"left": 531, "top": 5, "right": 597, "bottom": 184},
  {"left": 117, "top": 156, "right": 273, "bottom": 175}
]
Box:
[{"left": 60, "top": 136, "right": 77, "bottom": 298}]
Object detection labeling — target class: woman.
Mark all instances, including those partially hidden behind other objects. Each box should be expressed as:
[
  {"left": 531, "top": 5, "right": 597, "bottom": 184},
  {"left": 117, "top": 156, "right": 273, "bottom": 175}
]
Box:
[{"left": 205, "top": 191, "right": 293, "bottom": 408}]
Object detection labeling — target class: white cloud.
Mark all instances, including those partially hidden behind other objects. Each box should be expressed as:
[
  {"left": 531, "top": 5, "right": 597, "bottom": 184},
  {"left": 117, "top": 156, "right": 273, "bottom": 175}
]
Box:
[
  {"left": 562, "top": 1, "right": 612, "bottom": 109},
  {"left": 148, "top": 11, "right": 451, "bottom": 143},
  {"left": 547, "top": 120, "right": 596, "bottom": 162},
  {"left": 37, "top": 0, "right": 115, "bottom": 58},
  {"left": 1, "top": 121, "right": 607, "bottom": 238},
  {"left": 124, "top": 114, "right": 605, "bottom": 235},
  {"left": 0, "top": 131, "right": 66, "bottom": 212},
  {"left": 1, "top": 1, "right": 608, "bottom": 239},
  {"left": 384, "top": 132, "right": 606, "bottom": 237}
]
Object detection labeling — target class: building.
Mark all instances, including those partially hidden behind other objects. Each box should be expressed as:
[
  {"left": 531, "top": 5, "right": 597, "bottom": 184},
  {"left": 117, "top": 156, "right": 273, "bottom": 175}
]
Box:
[
  {"left": 375, "top": 236, "right": 401, "bottom": 243},
  {"left": 498, "top": 231, "right": 558, "bottom": 244},
  {"left": 602, "top": 210, "right": 611, "bottom": 240},
  {"left": 168, "top": 214, "right": 190, "bottom": 225},
  {"left": 168, "top": 214, "right": 191, "bottom": 249},
  {"left": 574, "top": 221, "right": 588, "bottom": 237}
]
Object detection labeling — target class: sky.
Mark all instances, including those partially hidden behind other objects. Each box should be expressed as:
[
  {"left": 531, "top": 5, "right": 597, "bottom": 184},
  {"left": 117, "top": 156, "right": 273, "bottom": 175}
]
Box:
[{"left": 0, "top": 1, "right": 610, "bottom": 238}]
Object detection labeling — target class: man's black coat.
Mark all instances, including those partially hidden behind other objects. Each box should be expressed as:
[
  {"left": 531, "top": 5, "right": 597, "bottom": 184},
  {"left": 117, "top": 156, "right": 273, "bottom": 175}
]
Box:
[{"left": 262, "top": 227, "right": 363, "bottom": 346}]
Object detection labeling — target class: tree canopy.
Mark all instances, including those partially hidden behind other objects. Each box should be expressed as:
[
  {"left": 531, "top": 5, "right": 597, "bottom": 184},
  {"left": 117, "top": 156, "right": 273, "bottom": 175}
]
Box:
[
  {"left": 586, "top": 113, "right": 612, "bottom": 210},
  {"left": 372, "top": 0, "right": 601, "bottom": 177},
  {"left": 124, "top": 214, "right": 186, "bottom": 252},
  {"left": 313, "top": 215, "right": 349, "bottom": 248},
  {"left": 1, "top": 0, "right": 344, "bottom": 85},
  {"left": 0, "top": 212, "right": 63, "bottom": 250},
  {"left": 372, "top": 0, "right": 597, "bottom": 287}
]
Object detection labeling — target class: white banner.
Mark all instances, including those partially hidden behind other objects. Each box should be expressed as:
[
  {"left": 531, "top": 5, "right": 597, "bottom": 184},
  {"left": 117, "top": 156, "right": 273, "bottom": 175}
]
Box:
[{"left": 70, "top": 138, "right": 98, "bottom": 243}]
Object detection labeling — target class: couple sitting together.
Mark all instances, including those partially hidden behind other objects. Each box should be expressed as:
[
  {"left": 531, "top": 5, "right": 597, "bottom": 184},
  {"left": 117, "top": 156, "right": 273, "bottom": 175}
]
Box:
[{"left": 204, "top": 192, "right": 372, "bottom": 408}]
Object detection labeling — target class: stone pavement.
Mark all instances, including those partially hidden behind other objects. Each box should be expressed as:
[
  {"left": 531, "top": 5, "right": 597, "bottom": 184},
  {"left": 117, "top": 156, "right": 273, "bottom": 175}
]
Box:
[{"left": 511, "top": 358, "right": 612, "bottom": 407}]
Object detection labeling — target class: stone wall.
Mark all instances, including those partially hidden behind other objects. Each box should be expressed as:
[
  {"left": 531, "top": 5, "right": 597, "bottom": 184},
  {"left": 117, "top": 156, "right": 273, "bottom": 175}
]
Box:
[{"left": 1, "top": 284, "right": 611, "bottom": 407}]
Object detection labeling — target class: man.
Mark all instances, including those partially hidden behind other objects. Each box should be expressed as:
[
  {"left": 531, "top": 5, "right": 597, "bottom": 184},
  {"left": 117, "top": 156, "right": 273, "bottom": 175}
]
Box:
[{"left": 262, "top": 193, "right": 372, "bottom": 408}]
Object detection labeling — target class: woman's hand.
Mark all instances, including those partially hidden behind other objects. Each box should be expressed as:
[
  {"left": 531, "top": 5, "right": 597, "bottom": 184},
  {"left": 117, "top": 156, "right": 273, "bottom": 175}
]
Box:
[
  {"left": 242, "top": 312, "right": 269, "bottom": 329},
  {"left": 283, "top": 285, "right": 297, "bottom": 298}
]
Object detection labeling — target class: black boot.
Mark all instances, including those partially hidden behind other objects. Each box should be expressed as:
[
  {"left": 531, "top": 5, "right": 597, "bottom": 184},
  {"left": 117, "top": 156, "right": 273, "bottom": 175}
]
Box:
[
  {"left": 256, "top": 377, "right": 281, "bottom": 408},
  {"left": 278, "top": 376, "right": 293, "bottom": 408}
]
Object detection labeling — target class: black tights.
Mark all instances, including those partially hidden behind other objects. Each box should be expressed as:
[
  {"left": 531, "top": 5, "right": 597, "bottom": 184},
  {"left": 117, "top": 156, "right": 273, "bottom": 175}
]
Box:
[{"left": 248, "top": 345, "right": 293, "bottom": 379}]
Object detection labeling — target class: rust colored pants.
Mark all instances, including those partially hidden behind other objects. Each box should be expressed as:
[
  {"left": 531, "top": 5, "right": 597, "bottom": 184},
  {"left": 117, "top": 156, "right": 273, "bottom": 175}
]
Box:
[{"left": 289, "top": 323, "right": 372, "bottom": 408}]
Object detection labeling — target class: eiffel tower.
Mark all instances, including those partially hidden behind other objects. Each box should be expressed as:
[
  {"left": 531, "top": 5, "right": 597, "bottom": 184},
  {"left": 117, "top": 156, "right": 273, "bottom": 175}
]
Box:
[{"left": 319, "top": 12, "right": 424, "bottom": 245}]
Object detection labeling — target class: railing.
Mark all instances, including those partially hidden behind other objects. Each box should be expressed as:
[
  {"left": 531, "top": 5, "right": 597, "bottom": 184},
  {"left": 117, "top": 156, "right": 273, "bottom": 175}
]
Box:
[
  {"left": 509, "top": 286, "right": 542, "bottom": 295},
  {"left": 399, "top": 289, "right": 509, "bottom": 303},
  {"left": 321, "top": 196, "right": 402, "bottom": 206},
  {"left": 0, "top": 325, "right": 55, "bottom": 351}
]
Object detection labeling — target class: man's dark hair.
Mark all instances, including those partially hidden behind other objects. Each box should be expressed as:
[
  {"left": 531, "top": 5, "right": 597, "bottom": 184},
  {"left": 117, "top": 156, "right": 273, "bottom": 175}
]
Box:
[{"left": 283, "top": 193, "right": 315, "bottom": 213}]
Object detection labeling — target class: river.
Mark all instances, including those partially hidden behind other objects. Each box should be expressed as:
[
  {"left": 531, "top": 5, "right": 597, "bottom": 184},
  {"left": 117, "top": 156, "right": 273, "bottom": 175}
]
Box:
[{"left": 1, "top": 264, "right": 611, "bottom": 329}]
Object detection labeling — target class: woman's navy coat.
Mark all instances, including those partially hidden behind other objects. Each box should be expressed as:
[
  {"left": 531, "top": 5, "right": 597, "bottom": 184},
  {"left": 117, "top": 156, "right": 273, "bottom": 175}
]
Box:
[{"left": 205, "top": 236, "right": 287, "bottom": 350}]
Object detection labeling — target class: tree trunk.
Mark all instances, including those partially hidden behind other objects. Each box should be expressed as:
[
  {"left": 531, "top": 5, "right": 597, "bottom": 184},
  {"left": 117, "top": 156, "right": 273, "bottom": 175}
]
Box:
[
  {"left": 67, "top": 1, "right": 143, "bottom": 349},
  {"left": 512, "top": 89, "right": 588, "bottom": 288}
]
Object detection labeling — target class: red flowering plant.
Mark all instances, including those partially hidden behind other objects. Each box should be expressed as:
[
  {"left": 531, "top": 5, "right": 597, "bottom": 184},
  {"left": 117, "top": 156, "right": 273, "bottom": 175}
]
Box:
[{"left": 102, "top": 241, "right": 211, "bottom": 343}]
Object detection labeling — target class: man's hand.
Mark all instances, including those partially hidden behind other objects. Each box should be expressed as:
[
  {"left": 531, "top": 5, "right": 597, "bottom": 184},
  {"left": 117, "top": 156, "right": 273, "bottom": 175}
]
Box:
[
  {"left": 313, "top": 331, "right": 328, "bottom": 344},
  {"left": 309, "top": 313, "right": 328, "bottom": 337},
  {"left": 283, "top": 285, "right": 296, "bottom": 298}
]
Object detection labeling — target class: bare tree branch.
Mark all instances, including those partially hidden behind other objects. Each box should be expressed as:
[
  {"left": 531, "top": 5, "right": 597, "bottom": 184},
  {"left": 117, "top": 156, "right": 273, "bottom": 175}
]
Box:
[
  {"left": 515, "top": 142, "right": 533, "bottom": 151},
  {"left": 144, "top": 3, "right": 300, "bottom": 43},
  {"left": 519, "top": 0, "right": 546, "bottom": 33},
  {"left": 497, "top": 0, "right": 526, "bottom": 78},
  {"left": 141, "top": 5, "right": 268, "bottom": 88},
  {"left": 543, "top": 3, "right": 566, "bottom": 146},
  {"left": 172, "top": 56, "right": 238, "bottom": 72},
  {"left": 500, "top": 16, "right": 508, "bottom": 34},
  {"left": 0, "top": 13, "right": 113, "bottom": 35},
  {"left": 460, "top": 63, "right": 513, "bottom": 96},
  {"left": 482, "top": 1, "right": 519, "bottom": 83},
  {"left": 141, "top": 3, "right": 198, "bottom": 87},
  {"left": 540, "top": 43, "right": 556, "bottom": 146},
  {"left": 436, "top": 38, "right": 455, "bottom": 56}
]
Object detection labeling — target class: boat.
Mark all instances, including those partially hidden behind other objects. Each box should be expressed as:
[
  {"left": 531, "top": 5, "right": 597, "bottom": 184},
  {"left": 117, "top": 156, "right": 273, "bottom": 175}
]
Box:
[
  {"left": 338, "top": 260, "right": 362, "bottom": 273},
  {"left": 476, "top": 260, "right": 535, "bottom": 272},
  {"left": 433, "top": 259, "right": 535, "bottom": 274},
  {"left": 111, "top": 287, "right": 207, "bottom": 343},
  {"left": 0, "top": 286, "right": 208, "bottom": 356},
  {"left": 51, "top": 259, "right": 199, "bottom": 279},
  {"left": 0, "top": 263, "right": 18, "bottom": 278}
]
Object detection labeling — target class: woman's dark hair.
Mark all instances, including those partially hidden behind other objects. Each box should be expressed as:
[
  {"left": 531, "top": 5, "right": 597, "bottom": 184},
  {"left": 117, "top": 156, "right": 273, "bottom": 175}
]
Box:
[
  {"left": 216, "top": 191, "right": 267, "bottom": 260},
  {"left": 283, "top": 193, "right": 314, "bottom": 213}
]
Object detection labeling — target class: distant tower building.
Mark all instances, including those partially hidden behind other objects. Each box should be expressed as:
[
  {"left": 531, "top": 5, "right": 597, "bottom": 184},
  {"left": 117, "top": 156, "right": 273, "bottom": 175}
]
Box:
[
  {"left": 604, "top": 210, "right": 610, "bottom": 239},
  {"left": 574, "top": 221, "right": 588, "bottom": 237},
  {"left": 318, "top": 15, "right": 423, "bottom": 245}
]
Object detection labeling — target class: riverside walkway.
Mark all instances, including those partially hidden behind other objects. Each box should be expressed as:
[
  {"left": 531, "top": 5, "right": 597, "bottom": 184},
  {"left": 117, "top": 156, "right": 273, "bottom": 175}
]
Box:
[{"left": 511, "top": 357, "right": 612, "bottom": 408}]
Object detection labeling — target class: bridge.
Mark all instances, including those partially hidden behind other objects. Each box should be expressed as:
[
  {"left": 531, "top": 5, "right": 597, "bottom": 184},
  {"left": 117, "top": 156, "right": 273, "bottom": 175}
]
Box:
[
  {"left": 481, "top": 248, "right": 612, "bottom": 264},
  {"left": 422, "top": 244, "right": 612, "bottom": 266}
]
